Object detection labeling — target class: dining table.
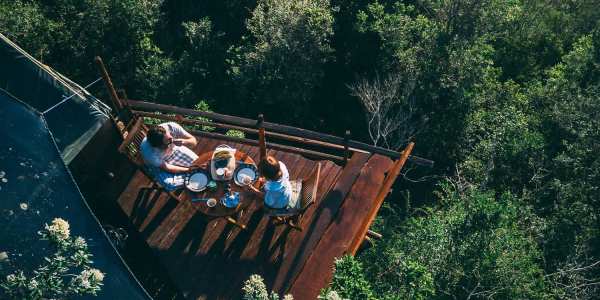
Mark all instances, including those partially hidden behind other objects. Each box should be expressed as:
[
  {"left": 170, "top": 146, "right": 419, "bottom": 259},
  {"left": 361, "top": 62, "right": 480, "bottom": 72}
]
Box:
[{"left": 179, "top": 149, "right": 259, "bottom": 229}]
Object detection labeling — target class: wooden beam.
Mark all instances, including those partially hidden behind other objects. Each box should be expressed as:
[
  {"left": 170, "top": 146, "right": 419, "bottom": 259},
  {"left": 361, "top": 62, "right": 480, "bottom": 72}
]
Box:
[
  {"left": 348, "top": 142, "right": 414, "bottom": 255},
  {"left": 274, "top": 152, "right": 372, "bottom": 292},
  {"left": 257, "top": 114, "right": 267, "bottom": 161},
  {"left": 367, "top": 230, "right": 382, "bottom": 240},
  {"left": 343, "top": 130, "right": 350, "bottom": 165},
  {"left": 189, "top": 130, "right": 345, "bottom": 163},
  {"left": 94, "top": 56, "right": 124, "bottom": 112},
  {"left": 287, "top": 154, "right": 393, "bottom": 299},
  {"left": 133, "top": 110, "right": 251, "bottom": 133},
  {"left": 129, "top": 99, "right": 256, "bottom": 126},
  {"left": 133, "top": 110, "right": 369, "bottom": 154}
]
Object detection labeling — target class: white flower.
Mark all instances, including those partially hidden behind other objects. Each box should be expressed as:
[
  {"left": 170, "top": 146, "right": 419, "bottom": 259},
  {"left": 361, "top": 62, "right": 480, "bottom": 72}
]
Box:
[
  {"left": 242, "top": 274, "right": 268, "bottom": 300},
  {"left": 81, "top": 268, "right": 105, "bottom": 282},
  {"left": 46, "top": 218, "right": 70, "bottom": 240},
  {"left": 0, "top": 251, "right": 8, "bottom": 261},
  {"left": 89, "top": 269, "right": 105, "bottom": 282},
  {"left": 79, "top": 278, "right": 92, "bottom": 289},
  {"left": 29, "top": 279, "right": 39, "bottom": 290},
  {"left": 325, "top": 291, "right": 344, "bottom": 300},
  {"left": 74, "top": 237, "right": 87, "bottom": 248},
  {"left": 6, "top": 274, "right": 16, "bottom": 283},
  {"left": 74, "top": 269, "right": 104, "bottom": 290},
  {"left": 19, "top": 203, "right": 28, "bottom": 210},
  {"left": 283, "top": 294, "right": 294, "bottom": 300}
]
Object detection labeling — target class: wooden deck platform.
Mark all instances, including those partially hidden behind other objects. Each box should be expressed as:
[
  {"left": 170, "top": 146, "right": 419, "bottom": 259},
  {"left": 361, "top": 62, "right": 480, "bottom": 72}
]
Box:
[{"left": 116, "top": 136, "right": 394, "bottom": 299}]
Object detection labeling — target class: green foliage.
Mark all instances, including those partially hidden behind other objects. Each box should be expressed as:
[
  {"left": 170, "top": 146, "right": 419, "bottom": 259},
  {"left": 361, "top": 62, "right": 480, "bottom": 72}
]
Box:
[
  {"left": 0, "top": 1, "right": 54, "bottom": 59},
  {"left": 0, "top": 218, "right": 104, "bottom": 300},
  {"left": 229, "top": 0, "right": 334, "bottom": 119},
  {"left": 358, "top": 183, "right": 547, "bottom": 299},
  {"left": 323, "top": 256, "right": 375, "bottom": 300},
  {"left": 3, "top": 0, "right": 600, "bottom": 298},
  {"left": 0, "top": 0, "right": 171, "bottom": 100}
]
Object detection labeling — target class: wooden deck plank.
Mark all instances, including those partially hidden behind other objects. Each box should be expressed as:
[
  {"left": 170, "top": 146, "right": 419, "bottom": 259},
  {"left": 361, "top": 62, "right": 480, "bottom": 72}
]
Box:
[
  {"left": 118, "top": 138, "right": 350, "bottom": 299},
  {"left": 288, "top": 154, "right": 394, "bottom": 299},
  {"left": 115, "top": 135, "right": 393, "bottom": 299},
  {"left": 271, "top": 152, "right": 371, "bottom": 292}
]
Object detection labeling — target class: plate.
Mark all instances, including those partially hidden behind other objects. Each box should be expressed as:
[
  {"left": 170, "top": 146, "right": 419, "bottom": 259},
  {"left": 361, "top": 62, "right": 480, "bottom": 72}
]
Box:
[
  {"left": 234, "top": 165, "right": 258, "bottom": 186},
  {"left": 186, "top": 172, "right": 208, "bottom": 192}
]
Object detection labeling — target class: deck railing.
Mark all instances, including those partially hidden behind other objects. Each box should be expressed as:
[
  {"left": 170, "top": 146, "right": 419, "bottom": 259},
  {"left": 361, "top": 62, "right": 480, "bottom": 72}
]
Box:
[
  {"left": 95, "top": 56, "right": 433, "bottom": 166},
  {"left": 126, "top": 100, "right": 433, "bottom": 166}
]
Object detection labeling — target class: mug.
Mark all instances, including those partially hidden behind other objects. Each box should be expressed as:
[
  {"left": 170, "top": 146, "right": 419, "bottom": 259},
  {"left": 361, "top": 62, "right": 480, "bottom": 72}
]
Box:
[{"left": 207, "top": 180, "right": 217, "bottom": 191}]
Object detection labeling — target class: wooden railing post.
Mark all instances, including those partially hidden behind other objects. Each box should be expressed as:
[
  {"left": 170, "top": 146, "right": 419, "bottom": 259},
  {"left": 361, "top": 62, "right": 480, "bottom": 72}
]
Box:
[
  {"left": 257, "top": 114, "right": 267, "bottom": 161},
  {"left": 94, "top": 56, "right": 124, "bottom": 113},
  {"left": 343, "top": 130, "right": 351, "bottom": 165}
]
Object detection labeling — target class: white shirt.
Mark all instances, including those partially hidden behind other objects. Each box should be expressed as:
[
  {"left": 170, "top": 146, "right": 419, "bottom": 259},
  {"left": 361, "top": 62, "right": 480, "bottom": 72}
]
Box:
[
  {"left": 140, "top": 122, "right": 189, "bottom": 168},
  {"left": 264, "top": 161, "right": 294, "bottom": 209}
]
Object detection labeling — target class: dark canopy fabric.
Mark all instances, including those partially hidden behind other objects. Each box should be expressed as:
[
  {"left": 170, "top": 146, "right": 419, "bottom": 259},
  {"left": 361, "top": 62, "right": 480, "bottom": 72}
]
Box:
[
  {"left": 0, "top": 89, "right": 150, "bottom": 299},
  {"left": 0, "top": 33, "right": 111, "bottom": 163}
]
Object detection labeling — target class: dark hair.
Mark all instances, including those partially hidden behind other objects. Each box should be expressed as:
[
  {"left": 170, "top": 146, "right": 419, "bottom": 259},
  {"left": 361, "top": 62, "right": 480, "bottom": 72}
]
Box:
[
  {"left": 147, "top": 125, "right": 167, "bottom": 147},
  {"left": 258, "top": 156, "right": 282, "bottom": 180}
]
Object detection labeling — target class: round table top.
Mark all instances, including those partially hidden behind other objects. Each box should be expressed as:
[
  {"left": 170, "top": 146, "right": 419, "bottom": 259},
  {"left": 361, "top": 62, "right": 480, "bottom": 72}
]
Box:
[{"left": 181, "top": 150, "right": 258, "bottom": 217}]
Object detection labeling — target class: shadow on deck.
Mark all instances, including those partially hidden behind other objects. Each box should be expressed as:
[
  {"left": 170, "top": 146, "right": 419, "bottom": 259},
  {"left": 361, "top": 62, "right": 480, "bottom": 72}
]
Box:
[{"left": 116, "top": 136, "right": 391, "bottom": 299}]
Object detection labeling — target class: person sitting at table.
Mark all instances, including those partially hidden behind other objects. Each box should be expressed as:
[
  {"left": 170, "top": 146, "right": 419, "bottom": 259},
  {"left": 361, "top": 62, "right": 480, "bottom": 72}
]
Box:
[
  {"left": 140, "top": 122, "right": 199, "bottom": 190},
  {"left": 246, "top": 156, "right": 297, "bottom": 210}
]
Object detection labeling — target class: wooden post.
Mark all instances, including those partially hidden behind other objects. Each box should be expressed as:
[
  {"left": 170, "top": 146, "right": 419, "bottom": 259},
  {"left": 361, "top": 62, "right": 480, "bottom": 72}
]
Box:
[
  {"left": 366, "top": 229, "right": 382, "bottom": 240},
  {"left": 257, "top": 114, "right": 267, "bottom": 161},
  {"left": 94, "top": 56, "right": 124, "bottom": 113},
  {"left": 344, "top": 130, "right": 351, "bottom": 165},
  {"left": 348, "top": 142, "right": 415, "bottom": 255}
]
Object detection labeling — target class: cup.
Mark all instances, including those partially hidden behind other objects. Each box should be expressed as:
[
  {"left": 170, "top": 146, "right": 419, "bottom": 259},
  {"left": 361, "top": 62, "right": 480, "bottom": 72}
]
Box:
[
  {"left": 206, "top": 198, "right": 217, "bottom": 207},
  {"left": 207, "top": 180, "right": 217, "bottom": 191}
]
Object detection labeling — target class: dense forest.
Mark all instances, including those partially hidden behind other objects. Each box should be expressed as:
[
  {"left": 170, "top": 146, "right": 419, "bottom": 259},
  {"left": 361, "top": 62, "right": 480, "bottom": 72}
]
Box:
[{"left": 2, "top": 0, "right": 599, "bottom": 299}]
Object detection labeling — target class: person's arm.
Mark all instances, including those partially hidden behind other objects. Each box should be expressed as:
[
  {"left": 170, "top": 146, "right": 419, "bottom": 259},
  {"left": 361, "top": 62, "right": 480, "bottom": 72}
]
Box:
[
  {"left": 159, "top": 162, "right": 196, "bottom": 173},
  {"left": 247, "top": 184, "right": 265, "bottom": 197},
  {"left": 245, "top": 178, "right": 265, "bottom": 197},
  {"left": 173, "top": 135, "right": 197, "bottom": 148},
  {"left": 169, "top": 123, "right": 197, "bottom": 148}
]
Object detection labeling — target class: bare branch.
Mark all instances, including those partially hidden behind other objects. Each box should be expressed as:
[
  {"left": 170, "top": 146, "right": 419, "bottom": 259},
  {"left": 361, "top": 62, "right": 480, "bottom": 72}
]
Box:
[{"left": 350, "top": 73, "right": 425, "bottom": 149}]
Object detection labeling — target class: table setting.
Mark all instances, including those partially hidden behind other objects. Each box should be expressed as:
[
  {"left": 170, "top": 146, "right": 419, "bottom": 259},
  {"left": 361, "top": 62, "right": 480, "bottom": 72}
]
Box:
[{"left": 180, "top": 146, "right": 259, "bottom": 218}]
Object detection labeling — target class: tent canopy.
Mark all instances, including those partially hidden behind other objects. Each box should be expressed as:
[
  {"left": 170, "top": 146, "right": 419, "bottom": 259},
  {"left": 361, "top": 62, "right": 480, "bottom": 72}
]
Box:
[
  {"left": 0, "top": 32, "right": 150, "bottom": 299},
  {"left": 0, "top": 33, "right": 111, "bottom": 163},
  {"left": 0, "top": 89, "right": 150, "bottom": 299}
]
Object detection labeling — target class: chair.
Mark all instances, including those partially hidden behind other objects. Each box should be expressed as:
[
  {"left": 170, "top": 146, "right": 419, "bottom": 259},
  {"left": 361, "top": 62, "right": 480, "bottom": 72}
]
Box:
[
  {"left": 264, "top": 163, "right": 321, "bottom": 231},
  {"left": 118, "top": 116, "right": 182, "bottom": 201}
]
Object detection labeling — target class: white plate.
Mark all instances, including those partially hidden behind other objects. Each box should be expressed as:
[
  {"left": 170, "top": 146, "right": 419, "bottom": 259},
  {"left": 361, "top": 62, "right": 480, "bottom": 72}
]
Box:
[
  {"left": 234, "top": 167, "right": 257, "bottom": 186},
  {"left": 186, "top": 172, "right": 208, "bottom": 192}
]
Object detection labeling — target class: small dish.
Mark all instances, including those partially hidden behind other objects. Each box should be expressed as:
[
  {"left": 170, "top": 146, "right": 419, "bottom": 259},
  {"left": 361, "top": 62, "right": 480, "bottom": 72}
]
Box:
[
  {"left": 206, "top": 198, "right": 217, "bottom": 207},
  {"left": 185, "top": 172, "right": 209, "bottom": 192}
]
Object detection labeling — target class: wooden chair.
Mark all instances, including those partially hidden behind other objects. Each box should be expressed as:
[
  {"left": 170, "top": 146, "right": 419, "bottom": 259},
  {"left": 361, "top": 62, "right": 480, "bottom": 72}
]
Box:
[
  {"left": 118, "top": 116, "right": 182, "bottom": 201},
  {"left": 264, "top": 163, "right": 321, "bottom": 231}
]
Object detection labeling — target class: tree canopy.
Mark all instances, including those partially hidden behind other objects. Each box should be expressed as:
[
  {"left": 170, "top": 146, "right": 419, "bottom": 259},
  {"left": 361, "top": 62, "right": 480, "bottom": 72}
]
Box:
[{"left": 2, "top": 0, "right": 600, "bottom": 298}]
